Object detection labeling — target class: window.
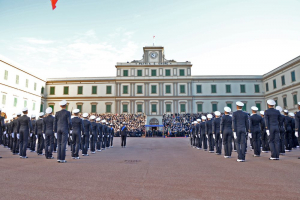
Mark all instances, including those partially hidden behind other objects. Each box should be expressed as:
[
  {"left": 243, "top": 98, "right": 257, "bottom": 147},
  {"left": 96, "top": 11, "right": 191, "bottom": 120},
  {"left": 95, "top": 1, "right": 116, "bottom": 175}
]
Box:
[
  {"left": 16, "top": 75, "right": 19, "bottom": 84},
  {"left": 63, "top": 86, "right": 69, "bottom": 95},
  {"left": 211, "top": 85, "right": 217, "bottom": 93},
  {"left": 281, "top": 75, "right": 285, "bottom": 86},
  {"left": 180, "top": 104, "right": 186, "bottom": 112},
  {"left": 151, "top": 85, "right": 157, "bottom": 94},
  {"left": 256, "top": 103, "right": 261, "bottom": 111},
  {"left": 242, "top": 103, "right": 247, "bottom": 112},
  {"left": 41, "top": 87, "right": 44, "bottom": 94},
  {"left": 123, "top": 85, "right": 128, "bottom": 94},
  {"left": 91, "top": 105, "right": 97, "bottom": 113},
  {"left": 165, "top": 69, "right": 171, "bottom": 76},
  {"left": 273, "top": 79, "right": 277, "bottom": 89},
  {"left": 92, "top": 86, "right": 97, "bottom": 94},
  {"left": 283, "top": 97, "right": 287, "bottom": 107},
  {"left": 33, "top": 102, "right": 35, "bottom": 111},
  {"left": 180, "top": 85, "right": 185, "bottom": 94},
  {"left": 26, "top": 79, "right": 29, "bottom": 88},
  {"left": 77, "top": 86, "right": 83, "bottom": 94},
  {"left": 196, "top": 85, "right": 202, "bottom": 93},
  {"left": 66, "top": 104, "right": 69, "bottom": 111},
  {"left": 291, "top": 71, "right": 296, "bottom": 82},
  {"left": 2, "top": 95, "right": 6, "bottom": 105},
  {"left": 166, "top": 104, "right": 171, "bottom": 112},
  {"left": 293, "top": 94, "right": 298, "bottom": 105},
  {"left": 137, "top": 104, "right": 143, "bottom": 112},
  {"left": 14, "top": 98, "right": 17, "bottom": 107},
  {"left": 49, "top": 105, "right": 54, "bottom": 113},
  {"left": 266, "top": 83, "right": 269, "bottom": 92},
  {"left": 123, "top": 104, "right": 128, "bottom": 113},
  {"left": 4, "top": 70, "right": 8, "bottom": 80},
  {"left": 151, "top": 104, "right": 157, "bottom": 112},
  {"left": 106, "top": 105, "right": 111, "bottom": 113},
  {"left": 34, "top": 83, "right": 37, "bottom": 91},
  {"left": 123, "top": 70, "right": 128, "bottom": 77},
  {"left": 240, "top": 85, "right": 246, "bottom": 93},
  {"left": 275, "top": 100, "right": 278, "bottom": 106},
  {"left": 165, "top": 85, "right": 171, "bottom": 94},
  {"left": 255, "top": 85, "right": 260, "bottom": 93},
  {"left": 137, "top": 85, "right": 143, "bottom": 94},
  {"left": 197, "top": 104, "right": 202, "bottom": 112},
  {"left": 137, "top": 70, "right": 142, "bottom": 76},
  {"left": 226, "top": 85, "right": 231, "bottom": 93},
  {"left": 212, "top": 104, "right": 217, "bottom": 112},
  {"left": 227, "top": 103, "right": 232, "bottom": 109},
  {"left": 50, "top": 86, "right": 55, "bottom": 95},
  {"left": 40, "top": 104, "right": 43, "bottom": 112},
  {"left": 106, "top": 86, "right": 112, "bottom": 94},
  {"left": 77, "top": 105, "right": 82, "bottom": 112},
  {"left": 179, "top": 69, "right": 185, "bottom": 76},
  {"left": 151, "top": 69, "right": 156, "bottom": 76}
]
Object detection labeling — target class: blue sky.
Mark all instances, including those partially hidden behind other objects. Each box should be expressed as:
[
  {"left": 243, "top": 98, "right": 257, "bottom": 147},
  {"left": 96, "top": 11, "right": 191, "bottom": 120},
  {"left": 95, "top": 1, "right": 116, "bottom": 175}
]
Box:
[{"left": 1, "top": 0, "right": 300, "bottom": 79}]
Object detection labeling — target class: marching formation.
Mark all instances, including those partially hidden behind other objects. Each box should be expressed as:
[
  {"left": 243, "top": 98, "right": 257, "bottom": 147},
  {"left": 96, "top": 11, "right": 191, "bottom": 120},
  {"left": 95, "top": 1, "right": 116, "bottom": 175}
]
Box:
[
  {"left": 189, "top": 100, "right": 300, "bottom": 162},
  {"left": 0, "top": 100, "right": 129, "bottom": 162}
]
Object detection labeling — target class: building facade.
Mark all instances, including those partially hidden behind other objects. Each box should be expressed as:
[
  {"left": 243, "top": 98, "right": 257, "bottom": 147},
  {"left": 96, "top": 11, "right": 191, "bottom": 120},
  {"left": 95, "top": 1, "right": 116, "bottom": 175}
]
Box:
[{"left": 1, "top": 46, "right": 299, "bottom": 125}]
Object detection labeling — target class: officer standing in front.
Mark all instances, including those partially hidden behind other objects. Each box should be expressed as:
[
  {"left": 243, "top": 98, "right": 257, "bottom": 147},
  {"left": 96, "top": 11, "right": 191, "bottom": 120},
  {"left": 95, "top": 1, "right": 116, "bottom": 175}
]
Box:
[
  {"left": 54, "top": 100, "right": 72, "bottom": 163},
  {"left": 232, "top": 101, "right": 249, "bottom": 162},
  {"left": 121, "top": 122, "right": 127, "bottom": 148},
  {"left": 17, "top": 107, "right": 33, "bottom": 159},
  {"left": 265, "top": 99, "right": 281, "bottom": 160},
  {"left": 70, "top": 109, "right": 84, "bottom": 159},
  {"left": 213, "top": 111, "right": 222, "bottom": 155},
  {"left": 43, "top": 107, "right": 55, "bottom": 159},
  {"left": 221, "top": 107, "right": 233, "bottom": 158},
  {"left": 249, "top": 106, "right": 262, "bottom": 157},
  {"left": 294, "top": 102, "right": 300, "bottom": 159}
]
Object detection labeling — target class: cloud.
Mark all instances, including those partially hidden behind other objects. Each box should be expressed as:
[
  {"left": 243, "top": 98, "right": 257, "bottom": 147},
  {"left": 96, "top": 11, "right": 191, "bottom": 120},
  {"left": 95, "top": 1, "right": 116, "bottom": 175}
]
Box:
[{"left": 19, "top": 37, "right": 54, "bottom": 44}]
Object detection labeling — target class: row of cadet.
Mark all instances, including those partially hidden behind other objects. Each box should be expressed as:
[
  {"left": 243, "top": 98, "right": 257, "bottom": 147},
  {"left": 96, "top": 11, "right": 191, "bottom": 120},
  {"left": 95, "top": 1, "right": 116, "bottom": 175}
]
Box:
[
  {"left": 0, "top": 100, "right": 129, "bottom": 162},
  {"left": 189, "top": 100, "right": 300, "bottom": 162}
]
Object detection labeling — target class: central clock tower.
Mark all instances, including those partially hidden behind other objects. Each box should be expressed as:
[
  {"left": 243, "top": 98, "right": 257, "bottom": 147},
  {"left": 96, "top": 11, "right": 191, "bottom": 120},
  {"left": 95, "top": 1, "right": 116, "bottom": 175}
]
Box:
[{"left": 143, "top": 46, "right": 164, "bottom": 63}]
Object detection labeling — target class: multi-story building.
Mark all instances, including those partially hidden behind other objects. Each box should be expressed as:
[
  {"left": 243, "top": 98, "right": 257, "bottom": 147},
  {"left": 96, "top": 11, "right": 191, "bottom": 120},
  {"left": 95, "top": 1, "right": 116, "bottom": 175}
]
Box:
[{"left": 1, "top": 46, "right": 299, "bottom": 125}]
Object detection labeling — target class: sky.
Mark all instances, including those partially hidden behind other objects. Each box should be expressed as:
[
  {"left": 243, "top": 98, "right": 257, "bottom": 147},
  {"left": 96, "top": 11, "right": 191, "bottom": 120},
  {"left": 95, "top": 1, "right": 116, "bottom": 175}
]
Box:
[{"left": 1, "top": 0, "right": 300, "bottom": 79}]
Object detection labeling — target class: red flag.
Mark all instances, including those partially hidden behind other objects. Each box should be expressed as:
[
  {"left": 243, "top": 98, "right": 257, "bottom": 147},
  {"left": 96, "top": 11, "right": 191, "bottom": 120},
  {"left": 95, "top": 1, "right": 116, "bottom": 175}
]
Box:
[{"left": 51, "top": 0, "right": 58, "bottom": 10}]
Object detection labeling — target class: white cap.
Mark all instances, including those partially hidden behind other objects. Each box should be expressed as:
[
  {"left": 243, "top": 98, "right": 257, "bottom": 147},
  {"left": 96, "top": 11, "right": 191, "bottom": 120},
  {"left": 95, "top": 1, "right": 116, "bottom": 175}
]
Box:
[
  {"left": 123, "top": 122, "right": 126, "bottom": 124},
  {"left": 193, "top": 121, "right": 197, "bottom": 124},
  {"left": 22, "top": 107, "right": 28, "bottom": 112},
  {"left": 59, "top": 100, "right": 67, "bottom": 106},
  {"left": 96, "top": 118, "right": 100, "bottom": 122},
  {"left": 214, "top": 111, "right": 221, "bottom": 116},
  {"left": 31, "top": 114, "right": 36, "bottom": 118},
  {"left": 110, "top": 124, "right": 113, "bottom": 126},
  {"left": 71, "top": 116, "right": 75, "bottom": 119},
  {"left": 260, "top": 111, "right": 264, "bottom": 115},
  {"left": 201, "top": 116, "right": 206, "bottom": 120},
  {"left": 298, "top": 102, "right": 300, "bottom": 105},
  {"left": 207, "top": 114, "right": 212, "bottom": 119},
  {"left": 82, "top": 113, "right": 88, "bottom": 118},
  {"left": 73, "top": 109, "right": 80, "bottom": 114},
  {"left": 251, "top": 106, "right": 258, "bottom": 111},
  {"left": 276, "top": 106, "right": 282, "bottom": 112},
  {"left": 197, "top": 119, "right": 201, "bottom": 122},
  {"left": 106, "top": 122, "right": 109, "bottom": 124},
  {"left": 224, "top": 107, "right": 231, "bottom": 112},
  {"left": 90, "top": 115, "right": 96, "bottom": 120},
  {"left": 39, "top": 112, "right": 44, "bottom": 117},
  {"left": 267, "top": 99, "right": 276, "bottom": 106},
  {"left": 191, "top": 122, "right": 194, "bottom": 124},
  {"left": 102, "top": 120, "right": 106, "bottom": 123},
  {"left": 46, "top": 107, "right": 53, "bottom": 114},
  {"left": 16, "top": 112, "right": 21, "bottom": 116},
  {"left": 236, "top": 101, "right": 244, "bottom": 107},
  {"left": 288, "top": 112, "right": 294, "bottom": 117},
  {"left": 283, "top": 109, "right": 288, "bottom": 113}
]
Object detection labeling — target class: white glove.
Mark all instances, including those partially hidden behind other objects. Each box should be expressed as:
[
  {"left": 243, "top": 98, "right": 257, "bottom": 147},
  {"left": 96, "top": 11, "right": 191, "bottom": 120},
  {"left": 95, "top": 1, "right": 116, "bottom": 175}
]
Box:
[
  {"left": 90, "top": 135, "right": 92, "bottom": 138},
  {"left": 30, "top": 133, "right": 32, "bottom": 137},
  {"left": 55, "top": 133, "right": 57, "bottom": 139},
  {"left": 108, "top": 135, "right": 109, "bottom": 138},
  {"left": 213, "top": 135, "right": 215, "bottom": 139},
  {"left": 35, "top": 135, "right": 38, "bottom": 139},
  {"left": 196, "top": 135, "right": 198, "bottom": 138},
  {"left": 70, "top": 136, "right": 72, "bottom": 141},
  {"left": 98, "top": 135, "right": 100, "bottom": 138},
  {"left": 17, "top": 133, "right": 20, "bottom": 139},
  {"left": 233, "top": 132, "right": 237, "bottom": 139},
  {"left": 220, "top": 134, "right": 222, "bottom": 139},
  {"left": 266, "top": 130, "right": 270, "bottom": 136},
  {"left": 4, "top": 131, "right": 6, "bottom": 134},
  {"left": 295, "top": 131, "right": 298, "bottom": 137},
  {"left": 70, "top": 130, "right": 73, "bottom": 134},
  {"left": 43, "top": 134, "right": 45, "bottom": 139},
  {"left": 12, "top": 133, "right": 15, "bottom": 138},
  {"left": 6, "top": 134, "right": 8, "bottom": 138},
  {"left": 206, "top": 135, "right": 208, "bottom": 138},
  {"left": 248, "top": 133, "right": 252, "bottom": 139},
  {"left": 102, "top": 135, "right": 104, "bottom": 137}
]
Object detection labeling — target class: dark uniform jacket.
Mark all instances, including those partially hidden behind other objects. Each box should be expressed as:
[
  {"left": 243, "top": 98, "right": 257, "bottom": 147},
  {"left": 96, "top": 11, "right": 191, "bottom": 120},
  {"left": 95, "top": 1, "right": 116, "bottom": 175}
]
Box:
[
  {"left": 43, "top": 115, "right": 55, "bottom": 134},
  {"left": 249, "top": 114, "right": 262, "bottom": 133},
  {"left": 220, "top": 115, "right": 232, "bottom": 134},
  {"left": 212, "top": 118, "right": 221, "bottom": 134},
  {"left": 232, "top": 110, "right": 249, "bottom": 132},
  {"left": 71, "top": 117, "right": 84, "bottom": 135},
  {"left": 264, "top": 108, "right": 281, "bottom": 130},
  {"left": 121, "top": 125, "right": 127, "bottom": 136}
]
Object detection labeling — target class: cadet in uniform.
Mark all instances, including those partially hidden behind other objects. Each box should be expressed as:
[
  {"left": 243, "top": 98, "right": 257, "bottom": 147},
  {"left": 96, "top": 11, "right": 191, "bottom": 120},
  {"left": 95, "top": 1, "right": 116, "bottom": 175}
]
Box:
[
  {"left": 121, "top": 122, "right": 127, "bottom": 148},
  {"left": 89, "top": 115, "right": 97, "bottom": 154},
  {"left": 96, "top": 118, "right": 102, "bottom": 152},
  {"left": 283, "top": 110, "right": 293, "bottom": 152},
  {"left": 43, "top": 107, "right": 55, "bottom": 159},
  {"left": 232, "top": 101, "right": 249, "bottom": 162},
  {"left": 36, "top": 112, "right": 44, "bottom": 155},
  {"left": 110, "top": 123, "right": 114, "bottom": 147},
  {"left": 11, "top": 114, "right": 20, "bottom": 155},
  {"left": 30, "top": 115, "right": 36, "bottom": 152},
  {"left": 200, "top": 116, "right": 207, "bottom": 151},
  {"left": 102, "top": 120, "right": 107, "bottom": 149},
  {"left": 221, "top": 107, "right": 233, "bottom": 158},
  {"left": 213, "top": 111, "right": 222, "bottom": 155},
  {"left": 276, "top": 106, "right": 286, "bottom": 155},
  {"left": 82, "top": 113, "right": 91, "bottom": 156},
  {"left": 70, "top": 109, "right": 84, "bottom": 159},
  {"left": 294, "top": 102, "right": 300, "bottom": 159},
  {"left": 206, "top": 114, "right": 214, "bottom": 153},
  {"left": 18, "top": 107, "right": 33, "bottom": 159},
  {"left": 196, "top": 119, "right": 201, "bottom": 149},
  {"left": 55, "top": 100, "right": 72, "bottom": 163},
  {"left": 265, "top": 100, "right": 281, "bottom": 160},
  {"left": 260, "top": 111, "right": 269, "bottom": 153},
  {"left": 249, "top": 106, "right": 262, "bottom": 157},
  {"left": 0, "top": 108, "right": 4, "bottom": 146}
]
